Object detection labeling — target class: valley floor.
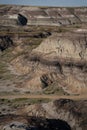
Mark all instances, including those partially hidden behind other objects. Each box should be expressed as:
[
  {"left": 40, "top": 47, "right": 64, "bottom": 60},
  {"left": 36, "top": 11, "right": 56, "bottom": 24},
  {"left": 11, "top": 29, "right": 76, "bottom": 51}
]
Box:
[{"left": 0, "top": 94, "right": 87, "bottom": 100}]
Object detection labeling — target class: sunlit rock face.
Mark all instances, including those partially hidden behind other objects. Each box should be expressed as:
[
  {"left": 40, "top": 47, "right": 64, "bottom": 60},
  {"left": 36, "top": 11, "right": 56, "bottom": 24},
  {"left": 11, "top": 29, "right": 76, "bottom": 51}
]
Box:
[
  {"left": 8, "top": 32, "right": 87, "bottom": 95},
  {"left": 33, "top": 33, "right": 87, "bottom": 62},
  {"left": 28, "top": 33, "right": 87, "bottom": 94}
]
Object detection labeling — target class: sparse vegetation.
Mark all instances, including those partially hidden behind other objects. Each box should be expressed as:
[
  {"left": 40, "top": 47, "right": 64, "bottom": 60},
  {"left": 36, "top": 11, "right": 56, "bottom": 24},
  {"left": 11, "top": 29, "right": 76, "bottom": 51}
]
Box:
[
  {"left": 43, "top": 83, "right": 67, "bottom": 95},
  {"left": 0, "top": 98, "right": 51, "bottom": 111},
  {"left": 0, "top": 5, "right": 87, "bottom": 130}
]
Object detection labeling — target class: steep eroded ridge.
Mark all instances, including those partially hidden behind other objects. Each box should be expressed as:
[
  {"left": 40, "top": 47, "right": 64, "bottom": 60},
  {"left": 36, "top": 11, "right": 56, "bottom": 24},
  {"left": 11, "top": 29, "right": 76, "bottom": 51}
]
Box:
[
  {"left": 0, "top": 5, "right": 87, "bottom": 26},
  {"left": 10, "top": 32, "right": 87, "bottom": 95}
]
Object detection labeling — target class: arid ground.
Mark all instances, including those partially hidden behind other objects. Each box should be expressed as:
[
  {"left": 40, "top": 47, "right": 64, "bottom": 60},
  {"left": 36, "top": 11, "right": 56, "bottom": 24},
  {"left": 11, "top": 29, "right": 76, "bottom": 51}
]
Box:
[{"left": 0, "top": 5, "right": 87, "bottom": 130}]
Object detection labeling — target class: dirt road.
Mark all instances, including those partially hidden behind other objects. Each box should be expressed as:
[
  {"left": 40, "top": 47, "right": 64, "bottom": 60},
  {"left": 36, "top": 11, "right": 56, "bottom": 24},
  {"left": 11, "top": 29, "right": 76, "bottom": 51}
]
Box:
[{"left": 0, "top": 94, "right": 87, "bottom": 100}]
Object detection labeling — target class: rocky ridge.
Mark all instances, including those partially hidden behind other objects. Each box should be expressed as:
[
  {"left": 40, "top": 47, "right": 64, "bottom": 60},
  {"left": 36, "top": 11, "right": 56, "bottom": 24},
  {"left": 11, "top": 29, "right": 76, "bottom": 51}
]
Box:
[
  {"left": 0, "top": 99, "right": 87, "bottom": 130},
  {"left": 0, "top": 5, "right": 87, "bottom": 26},
  {"left": 0, "top": 4, "right": 87, "bottom": 130},
  {"left": 10, "top": 32, "right": 87, "bottom": 95}
]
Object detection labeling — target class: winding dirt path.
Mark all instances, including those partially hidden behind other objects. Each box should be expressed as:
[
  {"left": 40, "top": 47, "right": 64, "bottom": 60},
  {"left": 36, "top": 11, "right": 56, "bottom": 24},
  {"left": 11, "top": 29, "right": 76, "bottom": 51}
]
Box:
[{"left": 0, "top": 94, "right": 87, "bottom": 100}]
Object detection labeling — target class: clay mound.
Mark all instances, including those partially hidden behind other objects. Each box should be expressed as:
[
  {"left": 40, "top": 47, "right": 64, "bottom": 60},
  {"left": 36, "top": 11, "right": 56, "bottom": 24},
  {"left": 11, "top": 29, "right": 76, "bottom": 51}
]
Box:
[
  {"left": 33, "top": 33, "right": 87, "bottom": 63},
  {"left": 28, "top": 33, "right": 87, "bottom": 94}
]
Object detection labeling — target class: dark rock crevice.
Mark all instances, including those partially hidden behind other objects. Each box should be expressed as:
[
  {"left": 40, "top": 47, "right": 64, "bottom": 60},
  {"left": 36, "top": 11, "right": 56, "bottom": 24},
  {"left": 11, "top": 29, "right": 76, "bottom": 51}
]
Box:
[
  {"left": 34, "top": 32, "right": 51, "bottom": 38},
  {"left": 27, "top": 117, "right": 71, "bottom": 130},
  {"left": 17, "top": 14, "right": 28, "bottom": 26},
  {"left": 1, "top": 115, "right": 71, "bottom": 130},
  {"left": 0, "top": 36, "right": 13, "bottom": 51}
]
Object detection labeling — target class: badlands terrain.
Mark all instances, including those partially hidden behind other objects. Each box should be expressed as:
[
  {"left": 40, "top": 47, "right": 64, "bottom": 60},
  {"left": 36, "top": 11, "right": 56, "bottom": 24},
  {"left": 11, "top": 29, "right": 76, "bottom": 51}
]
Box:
[{"left": 0, "top": 5, "right": 87, "bottom": 130}]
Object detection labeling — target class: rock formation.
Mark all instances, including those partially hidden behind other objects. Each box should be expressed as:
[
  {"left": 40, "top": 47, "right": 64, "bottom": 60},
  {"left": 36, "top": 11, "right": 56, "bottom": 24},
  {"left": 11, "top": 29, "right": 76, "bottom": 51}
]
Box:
[
  {"left": 1, "top": 99, "right": 86, "bottom": 130},
  {"left": 0, "top": 36, "right": 13, "bottom": 51},
  {"left": 21, "top": 99, "right": 87, "bottom": 130},
  {"left": 17, "top": 14, "right": 28, "bottom": 26},
  {"left": 10, "top": 32, "right": 87, "bottom": 95},
  {"left": 0, "top": 4, "right": 87, "bottom": 130},
  {"left": 0, "top": 5, "right": 87, "bottom": 26}
]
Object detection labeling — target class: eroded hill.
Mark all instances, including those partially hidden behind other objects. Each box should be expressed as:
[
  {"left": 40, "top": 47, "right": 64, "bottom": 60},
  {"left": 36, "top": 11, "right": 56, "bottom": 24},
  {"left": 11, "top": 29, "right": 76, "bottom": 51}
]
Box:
[
  {"left": 0, "top": 5, "right": 87, "bottom": 130},
  {"left": 0, "top": 99, "right": 87, "bottom": 130},
  {"left": 0, "top": 5, "right": 87, "bottom": 26},
  {"left": 0, "top": 28, "right": 87, "bottom": 95},
  {"left": 0, "top": 29, "right": 87, "bottom": 95}
]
